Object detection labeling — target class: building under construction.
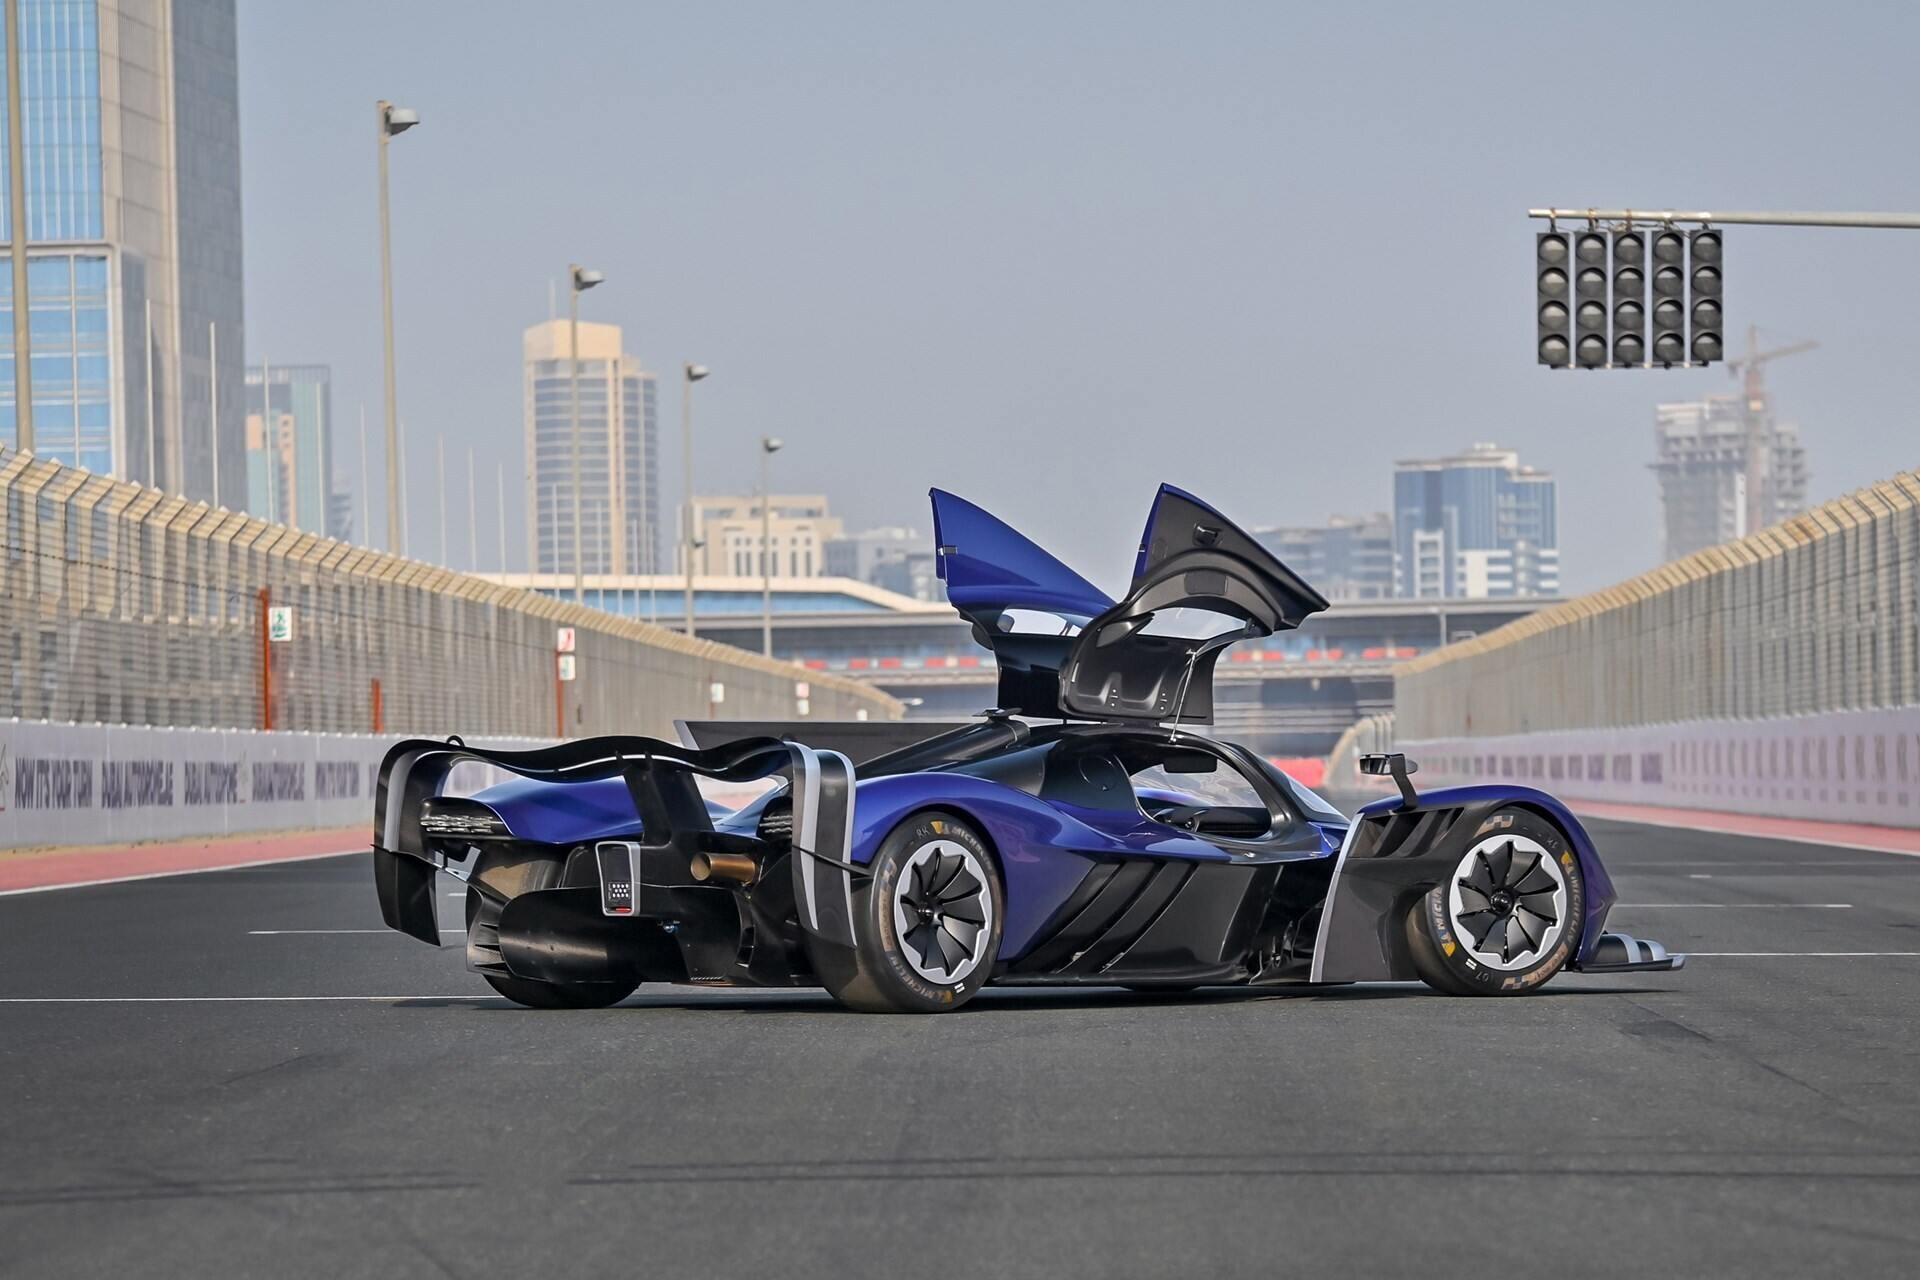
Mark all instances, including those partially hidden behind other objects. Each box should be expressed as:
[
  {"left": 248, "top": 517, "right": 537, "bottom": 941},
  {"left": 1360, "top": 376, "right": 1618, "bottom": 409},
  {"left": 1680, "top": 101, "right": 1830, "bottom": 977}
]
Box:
[{"left": 1651, "top": 328, "right": 1813, "bottom": 561}]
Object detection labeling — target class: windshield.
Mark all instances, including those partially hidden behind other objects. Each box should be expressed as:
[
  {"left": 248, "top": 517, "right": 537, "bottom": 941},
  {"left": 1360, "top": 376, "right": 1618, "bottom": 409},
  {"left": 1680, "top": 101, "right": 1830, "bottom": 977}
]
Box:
[{"left": 1264, "top": 763, "right": 1347, "bottom": 822}]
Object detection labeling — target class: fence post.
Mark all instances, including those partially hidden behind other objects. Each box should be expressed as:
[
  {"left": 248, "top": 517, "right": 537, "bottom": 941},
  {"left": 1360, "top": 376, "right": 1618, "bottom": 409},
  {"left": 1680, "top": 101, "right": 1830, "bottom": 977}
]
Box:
[{"left": 258, "top": 587, "right": 273, "bottom": 732}]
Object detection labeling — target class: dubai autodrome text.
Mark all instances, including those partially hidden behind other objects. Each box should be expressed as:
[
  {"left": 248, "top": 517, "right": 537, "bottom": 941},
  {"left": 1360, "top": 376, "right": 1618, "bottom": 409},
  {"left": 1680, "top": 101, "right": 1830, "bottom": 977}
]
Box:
[{"left": 10, "top": 757, "right": 364, "bottom": 811}]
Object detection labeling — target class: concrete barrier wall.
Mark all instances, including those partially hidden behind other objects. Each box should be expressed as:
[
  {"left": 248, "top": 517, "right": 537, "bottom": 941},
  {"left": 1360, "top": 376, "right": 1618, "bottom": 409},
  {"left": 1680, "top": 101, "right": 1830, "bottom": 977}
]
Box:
[
  {"left": 0, "top": 720, "right": 547, "bottom": 850},
  {"left": 1392, "top": 705, "right": 1920, "bottom": 829}
]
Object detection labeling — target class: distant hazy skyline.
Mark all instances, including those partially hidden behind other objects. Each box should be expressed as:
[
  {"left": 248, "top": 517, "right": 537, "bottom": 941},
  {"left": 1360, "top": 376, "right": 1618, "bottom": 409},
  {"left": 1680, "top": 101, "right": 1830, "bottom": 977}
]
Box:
[{"left": 240, "top": 1, "right": 1920, "bottom": 594}]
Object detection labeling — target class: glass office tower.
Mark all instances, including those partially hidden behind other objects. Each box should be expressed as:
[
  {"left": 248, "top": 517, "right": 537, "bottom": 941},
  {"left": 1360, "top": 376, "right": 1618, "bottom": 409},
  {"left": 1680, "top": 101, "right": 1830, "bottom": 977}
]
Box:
[
  {"left": 1393, "top": 444, "right": 1559, "bottom": 600},
  {"left": 523, "top": 318, "right": 660, "bottom": 577},
  {"left": 244, "top": 363, "right": 341, "bottom": 537},
  {"left": 0, "top": 0, "right": 244, "bottom": 504}
]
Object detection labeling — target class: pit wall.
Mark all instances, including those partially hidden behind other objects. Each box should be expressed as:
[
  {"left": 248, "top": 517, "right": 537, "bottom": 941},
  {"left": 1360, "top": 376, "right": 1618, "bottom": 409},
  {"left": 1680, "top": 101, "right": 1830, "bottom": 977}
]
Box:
[
  {"left": 0, "top": 721, "right": 545, "bottom": 851},
  {"left": 1339, "top": 705, "right": 1920, "bottom": 830}
]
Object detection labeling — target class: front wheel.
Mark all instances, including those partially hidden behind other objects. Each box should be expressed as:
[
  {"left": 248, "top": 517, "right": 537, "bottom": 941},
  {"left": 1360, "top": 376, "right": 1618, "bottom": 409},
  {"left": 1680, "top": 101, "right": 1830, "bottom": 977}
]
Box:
[
  {"left": 813, "top": 811, "right": 1004, "bottom": 1013},
  {"left": 1405, "top": 808, "right": 1584, "bottom": 996}
]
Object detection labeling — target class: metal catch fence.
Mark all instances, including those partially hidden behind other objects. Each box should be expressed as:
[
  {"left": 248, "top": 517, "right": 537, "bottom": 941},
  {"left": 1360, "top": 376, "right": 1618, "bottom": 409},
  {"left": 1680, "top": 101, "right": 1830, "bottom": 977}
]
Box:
[
  {"left": 1396, "top": 468, "right": 1920, "bottom": 738},
  {"left": 1, "top": 453, "right": 899, "bottom": 738}
]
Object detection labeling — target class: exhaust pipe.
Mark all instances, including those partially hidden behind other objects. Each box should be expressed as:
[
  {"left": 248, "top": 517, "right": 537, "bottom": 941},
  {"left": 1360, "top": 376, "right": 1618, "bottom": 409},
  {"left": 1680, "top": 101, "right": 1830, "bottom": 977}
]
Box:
[{"left": 690, "top": 851, "right": 758, "bottom": 885}]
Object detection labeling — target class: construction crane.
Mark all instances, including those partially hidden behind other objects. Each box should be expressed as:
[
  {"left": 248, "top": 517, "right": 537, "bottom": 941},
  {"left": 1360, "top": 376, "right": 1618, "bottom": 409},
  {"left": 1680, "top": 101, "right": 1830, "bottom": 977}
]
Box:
[
  {"left": 1725, "top": 325, "right": 1817, "bottom": 537},
  {"left": 1727, "top": 324, "right": 1818, "bottom": 411}
]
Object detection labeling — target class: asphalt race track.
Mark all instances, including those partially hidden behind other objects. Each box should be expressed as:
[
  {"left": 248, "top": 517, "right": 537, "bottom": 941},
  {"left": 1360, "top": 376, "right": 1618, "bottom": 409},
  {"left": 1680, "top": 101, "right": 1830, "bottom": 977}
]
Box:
[{"left": 3, "top": 815, "right": 1919, "bottom": 1279}]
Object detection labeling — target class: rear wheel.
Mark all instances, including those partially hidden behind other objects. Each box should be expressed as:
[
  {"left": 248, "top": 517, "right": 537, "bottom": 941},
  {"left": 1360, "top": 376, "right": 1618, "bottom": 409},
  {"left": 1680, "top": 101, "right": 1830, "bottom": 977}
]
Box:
[
  {"left": 814, "top": 811, "right": 1003, "bottom": 1013},
  {"left": 1406, "top": 808, "right": 1584, "bottom": 996}
]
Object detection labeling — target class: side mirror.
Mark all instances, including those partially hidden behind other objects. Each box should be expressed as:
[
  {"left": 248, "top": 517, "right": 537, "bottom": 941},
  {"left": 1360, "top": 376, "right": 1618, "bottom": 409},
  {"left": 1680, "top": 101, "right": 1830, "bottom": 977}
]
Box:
[{"left": 1359, "top": 753, "right": 1420, "bottom": 808}]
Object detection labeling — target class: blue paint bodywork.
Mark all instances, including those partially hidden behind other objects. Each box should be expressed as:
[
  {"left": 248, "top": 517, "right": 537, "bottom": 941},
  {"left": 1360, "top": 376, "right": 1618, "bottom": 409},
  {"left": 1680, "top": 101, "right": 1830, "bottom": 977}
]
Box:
[
  {"left": 475, "top": 767, "right": 1617, "bottom": 971},
  {"left": 929, "top": 488, "right": 1114, "bottom": 620},
  {"left": 477, "top": 764, "right": 1347, "bottom": 963}
]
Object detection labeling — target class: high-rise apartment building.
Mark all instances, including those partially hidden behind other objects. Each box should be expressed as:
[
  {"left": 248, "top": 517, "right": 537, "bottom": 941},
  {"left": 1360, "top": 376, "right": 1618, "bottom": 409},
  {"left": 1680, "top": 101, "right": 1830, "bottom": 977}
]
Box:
[
  {"left": 523, "top": 318, "right": 659, "bottom": 576},
  {"left": 0, "top": 1, "right": 243, "bottom": 502},
  {"left": 244, "top": 364, "right": 341, "bottom": 536},
  {"left": 1651, "top": 393, "right": 1809, "bottom": 561},
  {"left": 1393, "top": 444, "right": 1559, "bottom": 599},
  {"left": 686, "top": 494, "right": 842, "bottom": 578},
  {"left": 1255, "top": 514, "right": 1394, "bottom": 601},
  {"left": 825, "top": 526, "right": 937, "bottom": 600}
]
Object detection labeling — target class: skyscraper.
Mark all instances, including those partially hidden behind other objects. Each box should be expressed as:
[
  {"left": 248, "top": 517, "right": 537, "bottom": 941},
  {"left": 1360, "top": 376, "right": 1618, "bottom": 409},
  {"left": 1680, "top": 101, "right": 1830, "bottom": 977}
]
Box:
[
  {"left": 1393, "top": 444, "right": 1559, "bottom": 599},
  {"left": 0, "top": 1, "right": 243, "bottom": 503},
  {"left": 244, "top": 363, "right": 341, "bottom": 536},
  {"left": 1651, "top": 394, "right": 1809, "bottom": 561},
  {"left": 523, "top": 318, "right": 658, "bottom": 577},
  {"left": 1255, "top": 513, "right": 1394, "bottom": 601}
]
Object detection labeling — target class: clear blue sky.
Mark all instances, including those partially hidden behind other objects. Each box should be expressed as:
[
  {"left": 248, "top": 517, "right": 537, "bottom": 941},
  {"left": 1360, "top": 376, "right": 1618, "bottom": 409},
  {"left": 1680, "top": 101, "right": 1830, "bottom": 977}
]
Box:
[{"left": 240, "top": 1, "right": 1920, "bottom": 592}]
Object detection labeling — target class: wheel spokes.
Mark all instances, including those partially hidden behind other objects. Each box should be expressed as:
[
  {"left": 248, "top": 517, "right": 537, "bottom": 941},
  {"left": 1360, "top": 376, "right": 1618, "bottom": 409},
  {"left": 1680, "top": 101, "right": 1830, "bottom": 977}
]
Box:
[
  {"left": 895, "top": 840, "right": 995, "bottom": 982},
  {"left": 1511, "top": 909, "right": 1545, "bottom": 951},
  {"left": 1456, "top": 882, "right": 1495, "bottom": 913},
  {"left": 1515, "top": 892, "right": 1558, "bottom": 920},
  {"left": 932, "top": 924, "right": 967, "bottom": 972},
  {"left": 907, "top": 857, "right": 938, "bottom": 907},
  {"left": 941, "top": 915, "right": 984, "bottom": 950},
  {"left": 1486, "top": 840, "right": 1514, "bottom": 889},
  {"left": 1456, "top": 909, "right": 1503, "bottom": 947},
  {"left": 940, "top": 894, "right": 987, "bottom": 926},
  {"left": 930, "top": 849, "right": 966, "bottom": 897},
  {"left": 1449, "top": 836, "right": 1567, "bottom": 969},
  {"left": 1512, "top": 856, "right": 1558, "bottom": 896},
  {"left": 1462, "top": 854, "right": 1499, "bottom": 898},
  {"left": 903, "top": 921, "right": 942, "bottom": 971},
  {"left": 939, "top": 867, "right": 982, "bottom": 905}
]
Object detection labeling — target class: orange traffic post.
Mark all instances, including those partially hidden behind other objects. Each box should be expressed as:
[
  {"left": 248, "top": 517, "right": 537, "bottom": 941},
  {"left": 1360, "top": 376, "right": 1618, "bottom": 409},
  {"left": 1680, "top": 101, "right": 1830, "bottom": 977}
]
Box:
[{"left": 257, "top": 587, "right": 274, "bottom": 731}]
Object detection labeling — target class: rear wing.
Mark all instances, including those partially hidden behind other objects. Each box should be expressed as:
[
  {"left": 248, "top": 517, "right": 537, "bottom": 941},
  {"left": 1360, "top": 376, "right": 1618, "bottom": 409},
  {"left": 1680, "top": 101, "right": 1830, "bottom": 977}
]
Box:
[
  {"left": 372, "top": 733, "right": 859, "bottom": 949},
  {"left": 675, "top": 719, "right": 974, "bottom": 766}
]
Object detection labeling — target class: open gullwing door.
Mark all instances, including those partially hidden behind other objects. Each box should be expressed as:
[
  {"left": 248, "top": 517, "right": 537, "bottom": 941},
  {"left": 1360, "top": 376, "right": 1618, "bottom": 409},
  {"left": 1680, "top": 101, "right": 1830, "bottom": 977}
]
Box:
[
  {"left": 1058, "top": 484, "right": 1330, "bottom": 724},
  {"left": 930, "top": 487, "right": 1115, "bottom": 718}
]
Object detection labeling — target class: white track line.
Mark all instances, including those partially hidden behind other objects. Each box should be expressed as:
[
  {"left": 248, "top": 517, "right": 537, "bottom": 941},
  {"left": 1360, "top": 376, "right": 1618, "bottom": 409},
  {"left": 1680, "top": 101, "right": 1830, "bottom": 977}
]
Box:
[
  {"left": 0, "top": 848, "right": 364, "bottom": 897},
  {"left": 1612, "top": 903, "right": 1852, "bottom": 909},
  {"left": 1686, "top": 952, "right": 1920, "bottom": 958},
  {"left": 0, "top": 995, "right": 480, "bottom": 1004},
  {"left": 247, "top": 928, "right": 461, "bottom": 935}
]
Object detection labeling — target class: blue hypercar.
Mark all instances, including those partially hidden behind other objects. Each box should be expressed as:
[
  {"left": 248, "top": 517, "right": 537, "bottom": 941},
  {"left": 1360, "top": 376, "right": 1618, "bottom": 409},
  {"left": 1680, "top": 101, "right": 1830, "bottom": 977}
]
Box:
[{"left": 372, "top": 484, "right": 1682, "bottom": 1012}]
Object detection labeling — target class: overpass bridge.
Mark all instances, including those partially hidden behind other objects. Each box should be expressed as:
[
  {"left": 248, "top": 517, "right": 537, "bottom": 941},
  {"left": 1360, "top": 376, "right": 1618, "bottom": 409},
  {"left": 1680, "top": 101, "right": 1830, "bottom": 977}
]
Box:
[
  {"left": 486, "top": 575, "right": 1557, "bottom": 757},
  {"left": 694, "top": 597, "right": 1554, "bottom": 754}
]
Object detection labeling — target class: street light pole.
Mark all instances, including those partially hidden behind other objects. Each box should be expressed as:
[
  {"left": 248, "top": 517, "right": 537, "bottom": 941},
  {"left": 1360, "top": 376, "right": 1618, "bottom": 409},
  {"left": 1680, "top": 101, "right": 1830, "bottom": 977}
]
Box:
[
  {"left": 680, "top": 362, "right": 710, "bottom": 636},
  {"left": 567, "top": 264, "right": 603, "bottom": 605},
  {"left": 759, "top": 435, "right": 783, "bottom": 658},
  {"left": 5, "top": 0, "right": 32, "bottom": 454},
  {"left": 377, "top": 100, "right": 418, "bottom": 554}
]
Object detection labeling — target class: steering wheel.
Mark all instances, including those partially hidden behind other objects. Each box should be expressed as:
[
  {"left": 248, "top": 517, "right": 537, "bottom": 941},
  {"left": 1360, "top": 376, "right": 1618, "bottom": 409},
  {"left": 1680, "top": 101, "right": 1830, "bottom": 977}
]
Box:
[{"left": 1150, "top": 803, "right": 1212, "bottom": 832}]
